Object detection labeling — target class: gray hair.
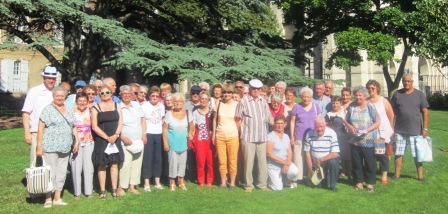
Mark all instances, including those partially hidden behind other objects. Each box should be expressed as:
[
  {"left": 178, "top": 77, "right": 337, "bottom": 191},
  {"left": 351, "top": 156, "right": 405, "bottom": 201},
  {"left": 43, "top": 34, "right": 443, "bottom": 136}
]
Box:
[
  {"left": 199, "top": 82, "right": 210, "bottom": 90},
  {"left": 119, "top": 85, "right": 131, "bottom": 95},
  {"left": 172, "top": 92, "right": 186, "bottom": 103},
  {"left": 103, "top": 77, "right": 115, "bottom": 86},
  {"left": 275, "top": 81, "right": 287, "bottom": 89},
  {"left": 314, "top": 115, "right": 326, "bottom": 124},
  {"left": 164, "top": 93, "right": 172, "bottom": 102},
  {"left": 402, "top": 73, "right": 413, "bottom": 80},
  {"left": 271, "top": 92, "right": 283, "bottom": 103},
  {"left": 139, "top": 85, "right": 148, "bottom": 92},
  {"left": 52, "top": 86, "right": 68, "bottom": 97},
  {"left": 299, "top": 86, "right": 313, "bottom": 97},
  {"left": 199, "top": 91, "right": 210, "bottom": 98},
  {"left": 352, "top": 86, "right": 369, "bottom": 97},
  {"left": 93, "top": 79, "right": 103, "bottom": 85},
  {"left": 325, "top": 80, "right": 334, "bottom": 87},
  {"left": 315, "top": 82, "right": 325, "bottom": 88}
]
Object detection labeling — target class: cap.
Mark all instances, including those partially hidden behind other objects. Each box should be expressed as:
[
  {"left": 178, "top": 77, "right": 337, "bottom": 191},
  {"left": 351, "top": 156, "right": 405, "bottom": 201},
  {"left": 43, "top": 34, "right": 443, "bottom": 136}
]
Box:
[
  {"left": 249, "top": 79, "right": 263, "bottom": 88},
  {"left": 75, "top": 80, "right": 87, "bottom": 87},
  {"left": 41, "top": 66, "right": 58, "bottom": 78},
  {"left": 190, "top": 85, "right": 201, "bottom": 92}
]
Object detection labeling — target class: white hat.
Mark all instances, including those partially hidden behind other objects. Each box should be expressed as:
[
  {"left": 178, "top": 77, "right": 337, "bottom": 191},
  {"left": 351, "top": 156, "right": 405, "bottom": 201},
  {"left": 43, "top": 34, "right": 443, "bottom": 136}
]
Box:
[
  {"left": 286, "top": 163, "right": 299, "bottom": 180},
  {"left": 41, "top": 66, "right": 58, "bottom": 78},
  {"left": 249, "top": 79, "right": 263, "bottom": 88}
]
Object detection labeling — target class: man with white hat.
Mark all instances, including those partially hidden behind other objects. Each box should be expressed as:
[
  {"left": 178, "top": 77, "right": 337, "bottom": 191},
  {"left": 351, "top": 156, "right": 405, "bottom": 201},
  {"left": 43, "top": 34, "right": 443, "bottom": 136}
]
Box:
[
  {"left": 236, "top": 79, "right": 273, "bottom": 192},
  {"left": 22, "top": 66, "right": 58, "bottom": 167},
  {"left": 304, "top": 115, "right": 340, "bottom": 192}
]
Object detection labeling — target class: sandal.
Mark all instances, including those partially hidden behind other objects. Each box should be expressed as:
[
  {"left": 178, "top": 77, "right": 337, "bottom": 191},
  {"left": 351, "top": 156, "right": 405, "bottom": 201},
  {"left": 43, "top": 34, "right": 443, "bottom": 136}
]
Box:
[
  {"left": 44, "top": 200, "right": 52, "bottom": 208},
  {"left": 99, "top": 190, "right": 107, "bottom": 200},
  {"left": 354, "top": 184, "right": 363, "bottom": 191},
  {"left": 112, "top": 189, "right": 118, "bottom": 199},
  {"left": 382, "top": 180, "right": 388, "bottom": 185},
  {"left": 179, "top": 183, "right": 188, "bottom": 191},
  {"left": 367, "top": 188, "right": 374, "bottom": 193},
  {"left": 170, "top": 184, "right": 176, "bottom": 192}
]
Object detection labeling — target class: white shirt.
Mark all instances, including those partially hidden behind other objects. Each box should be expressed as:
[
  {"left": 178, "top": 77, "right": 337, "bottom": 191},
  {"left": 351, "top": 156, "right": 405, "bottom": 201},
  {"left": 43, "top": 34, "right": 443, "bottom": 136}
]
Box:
[
  {"left": 21, "top": 83, "right": 53, "bottom": 132},
  {"left": 141, "top": 101, "right": 165, "bottom": 134},
  {"left": 120, "top": 101, "right": 144, "bottom": 140}
]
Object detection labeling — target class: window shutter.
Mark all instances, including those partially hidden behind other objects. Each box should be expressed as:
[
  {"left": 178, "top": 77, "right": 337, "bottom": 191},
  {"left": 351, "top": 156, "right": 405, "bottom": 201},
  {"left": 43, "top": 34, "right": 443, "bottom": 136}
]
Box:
[{"left": 20, "top": 61, "right": 29, "bottom": 92}]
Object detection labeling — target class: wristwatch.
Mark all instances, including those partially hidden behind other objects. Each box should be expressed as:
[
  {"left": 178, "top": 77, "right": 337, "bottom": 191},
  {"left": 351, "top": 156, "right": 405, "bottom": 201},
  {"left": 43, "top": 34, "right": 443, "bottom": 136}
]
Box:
[
  {"left": 116, "top": 133, "right": 120, "bottom": 138},
  {"left": 423, "top": 128, "right": 428, "bottom": 131}
]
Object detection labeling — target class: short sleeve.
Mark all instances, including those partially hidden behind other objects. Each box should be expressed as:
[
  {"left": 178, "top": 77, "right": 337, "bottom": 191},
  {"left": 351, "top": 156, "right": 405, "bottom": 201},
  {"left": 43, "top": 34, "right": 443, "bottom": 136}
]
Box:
[
  {"left": 291, "top": 104, "right": 298, "bottom": 116},
  {"left": 368, "top": 103, "right": 380, "bottom": 123},
  {"left": 303, "top": 133, "right": 311, "bottom": 152},
  {"left": 164, "top": 112, "right": 172, "bottom": 125},
  {"left": 39, "top": 105, "right": 53, "bottom": 126},
  {"left": 330, "top": 129, "right": 340, "bottom": 153},
  {"left": 22, "top": 89, "right": 36, "bottom": 113},
  {"left": 160, "top": 103, "right": 166, "bottom": 118},
  {"left": 235, "top": 100, "right": 244, "bottom": 119},
  {"left": 136, "top": 104, "right": 144, "bottom": 118},
  {"left": 420, "top": 92, "right": 430, "bottom": 109},
  {"left": 187, "top": 110, "right": 193, "bottom": 122}
]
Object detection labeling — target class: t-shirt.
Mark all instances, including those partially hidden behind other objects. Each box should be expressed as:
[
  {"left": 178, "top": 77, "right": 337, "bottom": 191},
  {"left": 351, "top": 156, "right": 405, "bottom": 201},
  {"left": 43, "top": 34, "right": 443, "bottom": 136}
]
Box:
[
  {"left": 120, "top": 101, "right": 144, "bottom": 140},
  {"left": 267, "top": 132, "right": 290, "bottom": 170},
  {"left": 215, "top": 101, "right": 238, "bottom": 138},
  {"left": 304, "top": 127, "right": 339, "bottom": 159},
  {"left": 141, "top": 101, "right": 165, "bottom": 134},
  {"left": 40, "top": 105, "right": 75, "bottom": 153},
  {"left": 312, "top": 94, "right": 331, "bottom": 116},
  {"left": 391, "top": 89, "right": 429, "bottom": 135},
  {"left": 193, "top": 108, "right": 214, "bottom": 141},
  {"left": 164, "top": 110, "right": 193, "bottom": 152},
  {"left": 291, "top": 103, "right": 320, "bottom": 141}
]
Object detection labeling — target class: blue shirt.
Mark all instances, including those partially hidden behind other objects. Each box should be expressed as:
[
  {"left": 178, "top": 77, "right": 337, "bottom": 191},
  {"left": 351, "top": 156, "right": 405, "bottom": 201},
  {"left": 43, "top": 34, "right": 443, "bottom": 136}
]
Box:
[
  {"left": 94, "top": 95, "right": 121, "bottom": 103},
  {"left": 312, "top": 94, "right": 331, "bottom": 116}
]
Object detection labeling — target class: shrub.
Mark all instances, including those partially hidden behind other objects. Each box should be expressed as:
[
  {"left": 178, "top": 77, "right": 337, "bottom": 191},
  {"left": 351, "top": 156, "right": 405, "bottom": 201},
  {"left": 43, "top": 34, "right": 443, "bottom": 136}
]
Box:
[{"left": 427, "top": 92, "right": 448, "bottom": 110}]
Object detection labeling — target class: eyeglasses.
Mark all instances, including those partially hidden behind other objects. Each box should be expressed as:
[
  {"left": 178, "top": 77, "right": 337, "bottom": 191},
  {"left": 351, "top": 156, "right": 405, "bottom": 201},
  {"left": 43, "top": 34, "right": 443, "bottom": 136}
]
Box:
[
  {"left": 223, "top": 91, "right": 233, "bottom": 94},
  {"left": 235, "top": 86, "right": 244, "bottom": 89},
  {"left": 173, "top": 100, "right": 183, "bottom": 103},
  {"left": 87, "top": 93, "right": 95, "bottom": 96},
  {"left": 151, "top": 95, "right": 159, "bottom": 98},
  {"left": 100, "top": 91, "right": 112, "bottom": 96},
  {"left": 133, "top": 92, "right": 139, "bottom": 95},
  {"left": 251, "top": 87, "right": 261, "bottom": 91},
  {"left": 139, "top": 91, "right": 147, "bottom": 95},
  {"left": 201, "top": 89, "right": 208, "bottom": 92}
]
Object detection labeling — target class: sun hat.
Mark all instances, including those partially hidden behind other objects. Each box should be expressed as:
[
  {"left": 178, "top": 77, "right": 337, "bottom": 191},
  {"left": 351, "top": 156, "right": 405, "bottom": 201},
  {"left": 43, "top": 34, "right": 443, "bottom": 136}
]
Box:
[
  {"left": 249, "top": 79, "right": 263, "bottom": 88},
  {"left": 41, "top": 66, "right": 58, "bottom": 78}
]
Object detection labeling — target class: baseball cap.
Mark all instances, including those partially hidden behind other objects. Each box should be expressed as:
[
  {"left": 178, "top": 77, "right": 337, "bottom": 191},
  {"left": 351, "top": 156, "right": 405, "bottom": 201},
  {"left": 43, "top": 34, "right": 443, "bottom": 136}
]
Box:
[
  {"left": 75, "top": 80, "right": 87, "bottom": 87},
  {"left": 190, "top": 85, "right": 201, "bottom": 92}
]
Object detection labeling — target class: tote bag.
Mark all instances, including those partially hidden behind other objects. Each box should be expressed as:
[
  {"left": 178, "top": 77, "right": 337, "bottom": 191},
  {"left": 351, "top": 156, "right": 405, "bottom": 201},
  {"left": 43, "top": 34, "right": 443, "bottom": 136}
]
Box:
[{"left": 25, "top": 156, "right": 54, "bottom": 194}]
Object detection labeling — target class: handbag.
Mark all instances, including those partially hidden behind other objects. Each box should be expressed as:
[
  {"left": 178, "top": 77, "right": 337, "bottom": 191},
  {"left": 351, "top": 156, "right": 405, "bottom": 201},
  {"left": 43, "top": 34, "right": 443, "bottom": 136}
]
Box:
[
  {"left": 25, "top": 156, "right": 54, "bottom": 194},
  {"left": 374, "top": 137, "right": 386, "bottom": 155},
  {"left": 126, "top": 139, "right": 144, "bottom": 154}
]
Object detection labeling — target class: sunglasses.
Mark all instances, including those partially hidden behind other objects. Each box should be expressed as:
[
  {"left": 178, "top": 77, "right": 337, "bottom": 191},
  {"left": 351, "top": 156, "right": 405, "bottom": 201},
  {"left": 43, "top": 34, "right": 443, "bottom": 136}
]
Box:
[
  {"left": 251, "top": 87, "right": 261, "bottom": 91},
  {"left": 191, "top": 91, "right": 200, "bottom": 95},
  {"left": 133, "top": 92, "right": 139, "bottom": 95},
  {"left": 223, "top": 91, "right": 233, "bottom": 94},
  {"left": 100, "top": 91, "right": 112, "bottom": 96}
]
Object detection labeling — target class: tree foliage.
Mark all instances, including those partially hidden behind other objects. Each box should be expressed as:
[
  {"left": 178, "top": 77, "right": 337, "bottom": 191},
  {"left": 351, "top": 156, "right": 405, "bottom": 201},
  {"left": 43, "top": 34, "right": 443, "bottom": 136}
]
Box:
[
  {"left": 0, "top": 0, "right": 310, "bottom": 85},
  {"left": 275, "top": 0, "right": 448, "bottom": 94}
]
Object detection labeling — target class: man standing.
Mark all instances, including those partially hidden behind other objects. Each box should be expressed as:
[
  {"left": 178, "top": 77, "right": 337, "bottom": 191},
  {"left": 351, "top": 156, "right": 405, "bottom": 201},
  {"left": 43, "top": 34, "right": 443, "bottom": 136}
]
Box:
[
  {"left": 235, "top": 81, "right": 245, "bottom": 95},
  {"left": 183, "top": 85, "right": 201, "bottom": 182},
  {"left": 324, "top": 80, "right": 334, "bottom": 98},
  {"left": 312, "top": 82, "right": 331, "bottom": 116},
  {"left": 129, "top": 83, "right": 140, "bottom": 101},
  {"left": 198, "top": 82, "right": 210, "bottom": 92},
  {"left": 93, "top": 77, "right": 121, "bottom": 103},
  {"left": 236, "top": 79, "right": 272, "bottom": 192},
  {"left": 22, "top": 66, "right": 58, "bottom": 166},
  {"left": 93, "top": 79, "right": 103, "bottom": 93},
  {"left": 66, "top": 80, "right": 86, "bottom": 109},
  {"left": 391, "top": 73, "right": 429, "bottom": 182},
  {"left": 183, "top": 85, "right": 201, "bottom": 112},
  {"left": 304, "top": 115, "right": 340, "bottom": 192}
]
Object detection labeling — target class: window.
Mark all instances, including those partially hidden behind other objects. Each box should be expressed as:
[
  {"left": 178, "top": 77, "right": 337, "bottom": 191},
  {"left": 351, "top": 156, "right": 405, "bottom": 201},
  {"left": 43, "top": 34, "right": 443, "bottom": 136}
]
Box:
[{"left": 0, "top": 60, "right": 28, "bottom": 93}]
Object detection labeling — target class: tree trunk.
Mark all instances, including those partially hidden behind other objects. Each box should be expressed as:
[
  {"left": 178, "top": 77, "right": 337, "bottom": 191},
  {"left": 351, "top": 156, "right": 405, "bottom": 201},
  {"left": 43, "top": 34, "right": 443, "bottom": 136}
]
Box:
[{"left": 385, "top": 38, "right": 409, "bottom": 98}]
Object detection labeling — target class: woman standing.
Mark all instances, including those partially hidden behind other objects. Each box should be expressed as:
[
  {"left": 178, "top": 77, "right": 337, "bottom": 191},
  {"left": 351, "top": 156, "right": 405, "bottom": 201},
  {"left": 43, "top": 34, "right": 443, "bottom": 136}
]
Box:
[
  {"left": 212, "top": 84, "right": 239, "bottom": 191},
  {"left": 283, "top": 88, "right": 296, "bottom": 137},
  {"left": 210, "top": 84, "right": 222, "bottom": 110},
  {"left": 345, "top": 86, "right": 380, "bottom": 192},
  {"left": 82, "top": 85, "right": 96, "bottom": 108},
  {"left": 192, "top": 92, "right": 214, "bottom": 188},
  {"left": 366, "top": 80, "right": 394, "bottom": 185},
  {"left": 341, "top": 87, "right": 352, "bottom": 110},
  {"left": 36, "top": 86, "right": 79, "bottom": 208},
  {"left": 141, "top": 86, "right": 165, "bottom": 191},
  {"left": 325, "top": 96, "right": 352, "bottom": 182},
  {"left": 163, "top": 93, "right": 194, "bottom": 191},
  {"left": 164, "top": 93, "right": 173, "bottom": 112},
  {"left": 269, "top": 92, "right": 288, "bottom": 131},
  {"left": 70, "top": 92, "right": 94, "bottom": 200},
  {"left": 91, "top": 85, "right": 123, "bottom": 199},
  {"left": 117, "top": 86, "right": 146, "bottom": 196},
  {"left": 289, "top": 87, "right": 320, "bottom": 188}
]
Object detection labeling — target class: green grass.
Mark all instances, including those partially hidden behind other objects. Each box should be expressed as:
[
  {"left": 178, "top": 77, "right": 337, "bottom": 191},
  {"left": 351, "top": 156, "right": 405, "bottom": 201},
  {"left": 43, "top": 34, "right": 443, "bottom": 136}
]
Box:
[{"left": 1, "top": 110, "right": 448, "bottom": 213}]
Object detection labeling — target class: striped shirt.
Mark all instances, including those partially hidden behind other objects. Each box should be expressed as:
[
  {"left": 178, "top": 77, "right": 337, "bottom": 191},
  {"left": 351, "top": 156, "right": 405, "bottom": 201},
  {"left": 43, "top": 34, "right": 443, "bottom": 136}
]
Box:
[
  {"left": 304, "top": 127, "right": 339, "bottom": 159},
  {"left": 235, "top": 95, "right": 271, "bottom": 142}
]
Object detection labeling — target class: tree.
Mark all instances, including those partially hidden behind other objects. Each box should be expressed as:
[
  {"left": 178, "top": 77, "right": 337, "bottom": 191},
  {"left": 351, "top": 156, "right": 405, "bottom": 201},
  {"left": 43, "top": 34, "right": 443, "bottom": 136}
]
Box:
[
  {"left": 275, "top": 0, "right": 448, "bottom": 95},
  {"left": 0, "top": 0, "right": 310, "bottom": 85}
]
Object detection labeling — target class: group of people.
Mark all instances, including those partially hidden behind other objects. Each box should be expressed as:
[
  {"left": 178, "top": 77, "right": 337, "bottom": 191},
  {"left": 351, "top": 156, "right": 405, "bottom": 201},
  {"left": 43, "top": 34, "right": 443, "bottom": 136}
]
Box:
[{"left": 23, "top": 66, "right": 430, "bottom": 208}]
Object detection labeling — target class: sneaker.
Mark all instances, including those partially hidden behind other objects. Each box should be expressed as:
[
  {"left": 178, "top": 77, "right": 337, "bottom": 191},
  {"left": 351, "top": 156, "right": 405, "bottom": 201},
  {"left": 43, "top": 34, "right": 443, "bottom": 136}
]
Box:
[
  {"left": 117, "top": 189, "right": 127, "bottom": 197},
  {"left": 244, "top": 188, "right": 253, "bottom": 193},
  {"left": 154, "top": 184, "right": 164, "bottom": 190},
  {"left": 44, "top": 200, "right": 52, "bottom": 208},
  {"left": 144, "top": 186, "right": 151, "bottom": 192},
  {"left": 290, "top": 182, "right": 298, "bottom": 189},
  {"left": 129, "top": 189, "right": 141, "bottom": 195},
  {"left": 53, "top": 199, "right": 68, "bottom": 206},
  {"left": 260, "top": 187, "right": 271, "bottom": 192}
]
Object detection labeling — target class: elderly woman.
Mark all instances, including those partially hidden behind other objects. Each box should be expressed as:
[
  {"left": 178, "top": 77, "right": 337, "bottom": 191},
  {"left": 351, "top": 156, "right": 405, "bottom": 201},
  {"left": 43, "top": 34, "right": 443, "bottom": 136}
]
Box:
[
  {"left": 81, "top": 85, "right": 96, "bottom": 108},
  {"left": 289, "top": 86, "right": 320, "bottom": 188},
  {"left": 366, "top": 80, "right": 394, "bottom": 185},
  {"left": 136, "top": 85, "right": 148, "bottom": 105},
  {"left": 284, "top": 87, "right": 297, "bottom": 137},
  {"left": 117, "top": 86, "right": 146, "bottom": 196},
  {"left": 141, "top": 86, "right": 166, "bottom": 191},
  {"left": 212, "top": 84, "right": 239, "bottom": 190},
  {"left": 91, "top": 85, "right": 124, "bottom": 199},
  {"left": 232, "top": 89, "right": 243, "bottom": 102},
  {"left": 164, "top": 93, "right": 173, "bottom": 112},
  {"left": 325, "top": 96, "right": 352, "bottom": 181},
  {"left": 36, "top": 86, "right": 79, "bottom": 208},
  {"left": 267, "top": 115, "right": 296, "bottom": 191},
  {"left": 344, "top": 86, "right": 381, "bottom": 192},
  {"left": 269, "top": 92, "right": 288, "bottom": 131},
  {"left": 163, "top": 93, "right": 194, "bottom": 191},
  {"left": 341, "top": 87, "right": 352, "bottom": 111},
  {"left": 192, "top": 92, "right": 215, "bottom": 188},
  {"left": 210, "top": 83, "right": 222, "bottom": 110},
  {"left": 70, "top": 92, "right": 94, "bottom": 200},
  {"left": 159, "top": 83, "right": 172, "bottom": 103}
]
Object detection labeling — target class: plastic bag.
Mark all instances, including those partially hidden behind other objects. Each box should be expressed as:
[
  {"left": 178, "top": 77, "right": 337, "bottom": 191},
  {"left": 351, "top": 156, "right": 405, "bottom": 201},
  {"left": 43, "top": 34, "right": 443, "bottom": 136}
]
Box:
[{"left": 416, "top": 136, "right": 433, "bottom": 162}]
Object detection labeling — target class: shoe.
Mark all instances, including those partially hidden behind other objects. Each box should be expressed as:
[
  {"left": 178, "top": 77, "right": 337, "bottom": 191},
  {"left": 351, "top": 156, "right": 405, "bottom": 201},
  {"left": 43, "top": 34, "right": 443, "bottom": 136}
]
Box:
[
  {"left": 367, "top": 188, "right": 374, "bottom": 193},
  {"left": 220, "top": 185, "right": 227, "bottom": 189},
  {"left": 144, "top": 186, "right": 152, "bottom": 192},
  {"left": 170, "top": 184, "right": 176, "bottom": 192},
  {"left": 154, "top": 184, "right": 164, "bottom": 190},
  {"left": 74, "top": 195, "right": 80, "bottom": 200},
  {"left": 331, "top": 187, "right": 338, "bottom": 192},
  {"left": 129, "top": 189, "right": 140, "bottom": 195},
  {"left": 244, "top": 189, "right": 253, "bottom": 193},
  {"left": 179, "top": 184, "right": 188, "bottom": 191},
  {"left": 99, "top": 190, "right": 106, "bottom": 200},
  {"left": 391, "top": 175, "right": 400, "bottom": 180},
  {"left": 260, "top": 187, "right": 271, "bottom": 192},
  {"left": 382, "top": 180, "right": 388, "bottom": 185},
  {"left": 44, "top": 200, "right": 52, "bottom": 208},
  {"left": 198, "top": 184, "right": 204, "bottom": 188},
  {"left": 53, "top": 199, "right": 68, "bottom": 206},
  {"left": 206, "top": 183, "right": 212, "bottom": 188},
  {"left": 418, "top": 178, "right": 427, "bottom": 183},
  {"left": 117, "top": 189, "right": 126, "bottom": 197},
  {"left": 290, "top": 182, "right": 297, "bottom": 189},
  {"left": 229, "top": 186, "right": 235, "bottom": 192},
  {"left": 354, "top": 184, "right": 363, "bottom": 191},
  {"left": 112, "top": 189, "right": 118, "bottom": 199},
  {"left": 86, "top": 195, "right": 92, "bottom": 199}
]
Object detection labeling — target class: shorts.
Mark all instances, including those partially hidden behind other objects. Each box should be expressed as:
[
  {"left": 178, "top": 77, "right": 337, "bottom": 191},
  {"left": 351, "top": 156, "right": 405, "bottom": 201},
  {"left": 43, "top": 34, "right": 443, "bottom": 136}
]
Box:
[{"left": 393, "top": 133, "right": 421, "bottom": 157}]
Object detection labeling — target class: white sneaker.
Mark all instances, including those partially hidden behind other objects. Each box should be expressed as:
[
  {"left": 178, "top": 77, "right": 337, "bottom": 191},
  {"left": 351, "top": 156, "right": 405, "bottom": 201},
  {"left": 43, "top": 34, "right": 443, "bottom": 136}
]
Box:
[
  {"left": 290, "top": 182, "right": 297, "bottom": 189},
  {"left": 144, "top": 186, "right": 151, "bottom": 192},
  {"left": 154, "top": 184, "right": 164, "bottom": 190},
  {"left": 53, "top": 199, "right": 68, "bottom": 206}
]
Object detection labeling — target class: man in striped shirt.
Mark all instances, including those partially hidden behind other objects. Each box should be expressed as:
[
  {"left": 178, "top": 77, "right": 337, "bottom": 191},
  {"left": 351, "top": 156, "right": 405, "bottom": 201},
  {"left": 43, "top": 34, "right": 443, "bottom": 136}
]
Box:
[
  {"left": 304, "top": 115, "right": 340, "bottom": 192},
  {"left": 236, "top": 79, "right": 273, "bottom": 192}
]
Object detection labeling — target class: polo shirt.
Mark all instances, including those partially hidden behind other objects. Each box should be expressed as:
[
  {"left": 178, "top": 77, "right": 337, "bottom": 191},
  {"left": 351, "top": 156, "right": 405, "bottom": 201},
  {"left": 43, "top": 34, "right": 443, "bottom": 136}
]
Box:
[{"left": 21, "top": 83, "right": 54, "bottom": 132}]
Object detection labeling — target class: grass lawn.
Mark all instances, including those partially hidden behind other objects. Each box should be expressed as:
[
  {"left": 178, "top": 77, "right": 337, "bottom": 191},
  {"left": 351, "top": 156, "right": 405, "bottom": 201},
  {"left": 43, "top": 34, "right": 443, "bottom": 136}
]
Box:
[{"left": 1, "top": 110, "right": 447, "bottom": 213}]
